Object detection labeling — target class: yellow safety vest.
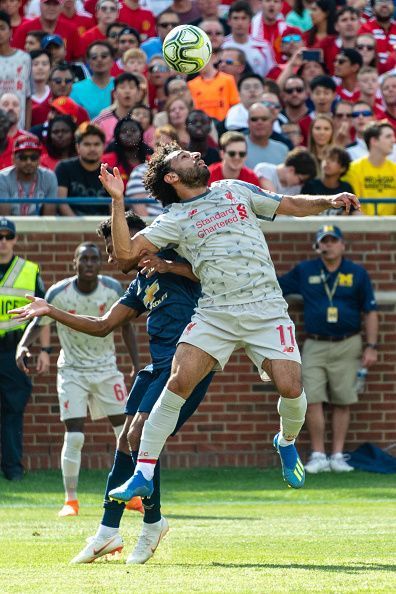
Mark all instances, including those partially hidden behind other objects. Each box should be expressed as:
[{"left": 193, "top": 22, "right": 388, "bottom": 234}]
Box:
[{"left": 0, "top": 256, "right": 39, "bottom": 337}]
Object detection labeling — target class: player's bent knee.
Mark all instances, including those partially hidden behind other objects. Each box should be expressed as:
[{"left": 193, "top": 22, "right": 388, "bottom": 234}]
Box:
[
  {"left": 278, "top": 380, "right": 303, "bottom": 399},
  {"left": 167, "top": 376, "right": 192, "bottom": 398}
]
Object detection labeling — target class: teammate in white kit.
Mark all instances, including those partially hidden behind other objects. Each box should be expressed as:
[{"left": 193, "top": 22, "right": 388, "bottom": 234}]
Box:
[
  {"left": 16, "top": 242, "right": 139, "bottom": 516},
  {"left": 99, "top": 144, "right": 359, "bottom": 499}
]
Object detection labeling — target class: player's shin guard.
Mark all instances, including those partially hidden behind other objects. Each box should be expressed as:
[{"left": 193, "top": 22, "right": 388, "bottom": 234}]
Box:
[
  {"left": 61, "top": 431, "right": 84, "bottom": 500},
  {"left": 277, "top": 390, "right": 307, "bottom": 443},
  {"left": 142, "top": 459, "right": 161, "bottom": 524},
  {"left": 136, "top": 388, "right": 185, "bottom": 480},
  {"left": 102, "top": 450, "right": 135, "bottom": 528}
]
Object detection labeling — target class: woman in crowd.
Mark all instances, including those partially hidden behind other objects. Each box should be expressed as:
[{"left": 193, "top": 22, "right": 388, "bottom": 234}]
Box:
[
  {"left": 40, "top": 115, "right": 77, "bottom": 170},
  {"left": 308, "top": 113, "right": 335, "bottom": 170},
  {"left": 305, "top": 0, "right": 336, "bottom": 47},
  {"left": 165, "top": 96, "right": 191, "bottom": 148},
  {"left": 103, "top": 117, "right": 152, "bottom": 187},
  {"left": 356, "top": 33, "right": 396, "bottom": 75},
  {"left": 131, "top": 104, "right": 156, "bottom": 148}
]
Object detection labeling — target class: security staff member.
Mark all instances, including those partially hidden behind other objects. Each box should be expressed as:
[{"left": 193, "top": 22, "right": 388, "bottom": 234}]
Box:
[
  {"left": 278, "top": 225, "right": 378, "bottom": 474},
  {"left": 0, "top": 218, "right": 48, "bottom": 480}
]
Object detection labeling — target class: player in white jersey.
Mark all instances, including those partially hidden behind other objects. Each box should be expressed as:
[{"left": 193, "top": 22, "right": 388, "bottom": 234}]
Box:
[
  {"left": 16, "top": 242, "right": 139, "bottom": 517},
  {"left": 99, "top": 143, "right": 359, "bottom": 500}
]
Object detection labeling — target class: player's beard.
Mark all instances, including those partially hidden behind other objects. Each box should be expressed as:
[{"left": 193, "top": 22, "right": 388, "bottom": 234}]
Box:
[{"left": 176, "top": 163, "right": 210, "bottom": 188}]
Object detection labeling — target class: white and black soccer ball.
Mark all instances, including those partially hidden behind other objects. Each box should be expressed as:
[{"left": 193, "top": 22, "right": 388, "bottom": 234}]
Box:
[{"left": 162, "top": 24, "right": 212, "bottom": 74}]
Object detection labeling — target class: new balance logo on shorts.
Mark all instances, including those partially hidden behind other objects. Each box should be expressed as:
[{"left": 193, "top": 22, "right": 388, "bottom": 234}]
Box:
[{"left": 184, "top": 322, "right": 197, "bottom": 334}]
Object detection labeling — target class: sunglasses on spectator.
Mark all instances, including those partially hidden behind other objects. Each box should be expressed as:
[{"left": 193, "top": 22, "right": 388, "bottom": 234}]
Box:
[
  {"left": 51, "top": 77, "right": 73, "bottom": 84},
  {"left": 249, "top": 116, "right": 270, "bottom": 122},
  {"left": 158, "top": 22, "right": 179, "bottom": 28},
  {"left": 205, "top": 30, "right": 223, "bottom": 36},
  {"left": 284, "top": 86, "right": 304, "bottom": 94},
  {"left": 262, "top": 100, "right": 281, "bottom": 109},
  {"left": 335, "top": 57, "right": 348, "bottom": 64},
  {"left": 352, "top": 110, "right": 373, "bottom": 118},
  {"left": 149, "top": 64, "right": 169, "bottom": 73},
  {"left": 356, "top": 44, "right": 375, "bottom": 51},
  {"left": 16, "top": 153, "right": 40, "bottom": 161},
  {"left": 99, "top": 5, "right": 117, "bottom": 11},
  {"left": 0, "top": 234, "right": 15, "bottom": 241},
  {"left": 282, "top": 34, "right": 302, "bottom": 43},
  {"left": 108, "top": 31, "right": 120, "bottom": 38},
  {"left": 225, "top": 150, "right": 247, "bottom": 157},
  {"left": 335, "top": 113, "right": 352, "bottom": 119},
  {"left": 89, "top": 52, "right": 111, "bottom": 60}
]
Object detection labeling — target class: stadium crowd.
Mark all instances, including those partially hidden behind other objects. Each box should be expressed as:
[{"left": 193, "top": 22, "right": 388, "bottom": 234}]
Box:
[{"left": 0, "top": 0, "right": 396, "bottom": 215}]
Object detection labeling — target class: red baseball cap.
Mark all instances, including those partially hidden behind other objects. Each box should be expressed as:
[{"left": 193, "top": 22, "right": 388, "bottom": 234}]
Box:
[
  {"left": 50, "top": 96, "right": 79, "bottom": 121},
  {"left": 13, "top": 134, "right": 42, "bottom": 154}
]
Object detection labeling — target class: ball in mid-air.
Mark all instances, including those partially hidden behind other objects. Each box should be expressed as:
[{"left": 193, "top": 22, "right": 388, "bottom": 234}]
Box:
[{"left": 162, "top": 24, "right": 212, "bottom": 74}]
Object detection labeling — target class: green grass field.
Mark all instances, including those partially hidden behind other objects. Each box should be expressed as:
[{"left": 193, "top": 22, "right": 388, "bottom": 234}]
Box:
[{"left": 0, "top": 468, "right": 395, "bottom": 594}]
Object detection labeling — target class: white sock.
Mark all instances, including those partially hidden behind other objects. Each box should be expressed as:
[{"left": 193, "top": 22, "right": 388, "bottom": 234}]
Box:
[
  {"left": 136, "top": 388, "right": 185, "bottom": 480},
  {"left": 61, "top": 432, "right": 84, "bottom": 501},
  {"left": 112, "top": 424, "right": 123, "bottom": 439},
  {"left": 277, "top": 391, "right": 307, "bottom": 445},
  {"left": 95, "top": 524, "right": 119, "bottom": 540}
]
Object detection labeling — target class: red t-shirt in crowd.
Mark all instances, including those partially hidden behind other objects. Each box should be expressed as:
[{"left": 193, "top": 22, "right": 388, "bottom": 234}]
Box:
[
  {"left": 80, "top": 25, "right": 106, "bottom": 57},
  {"left": 61, "top": 12, "right": 95, "bottom": 38},
  {"left": 118, "top": 5, "right": 156, "bottom": 42},
  {"left": 208, "top": 162, "right": 261, "bottom": 186},
  {"left": 360, "top": 19, "right": 396, "bottom": 66},
  {"left": 31, "top": 94, "right": 90, "bottom": 127},
  {"left": 13, "top": 17, "right": 82, "bottom": 60},
  {"left": 0, "top": 137, "right": 14, "bottom": 170}
]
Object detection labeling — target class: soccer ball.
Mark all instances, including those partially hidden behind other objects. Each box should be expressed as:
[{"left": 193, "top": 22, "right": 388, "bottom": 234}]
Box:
[{"left": 162, "top": 25, "right": 212, "bottom": 74}]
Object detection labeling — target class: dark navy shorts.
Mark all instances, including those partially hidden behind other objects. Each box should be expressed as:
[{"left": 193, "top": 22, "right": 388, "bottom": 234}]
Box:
[{"left": 125, "top": 365, "right": 214, "bottom": 435}]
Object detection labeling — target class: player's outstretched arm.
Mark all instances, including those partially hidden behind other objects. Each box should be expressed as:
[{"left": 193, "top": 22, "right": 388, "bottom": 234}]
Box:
[
  {"left": 277, "top": 193, "right": 360, "bottom": 216},
  {"left": 10, "top": 296, "right": 138, "bottom": 337},
  {"left": 100, "top": 164, "right": 158, "bottom": 273}
]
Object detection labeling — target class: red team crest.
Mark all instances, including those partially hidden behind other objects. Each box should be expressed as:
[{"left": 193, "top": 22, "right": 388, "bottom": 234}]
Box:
[{"left": 225, "top": 191, "right": 237, "bottom": 203}]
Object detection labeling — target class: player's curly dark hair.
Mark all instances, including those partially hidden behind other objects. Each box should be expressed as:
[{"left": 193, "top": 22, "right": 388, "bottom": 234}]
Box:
[
  {"left": 143, "top": 142, "right": 181, "bottom": 207},
  {"left": 97, "top": 210, "right": 146, "bottom": 240}
]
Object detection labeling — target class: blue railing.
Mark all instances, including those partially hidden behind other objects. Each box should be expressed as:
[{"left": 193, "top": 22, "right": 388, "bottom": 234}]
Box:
[{"left": 0, "top": 198, "right": 395, "bottom": 215}]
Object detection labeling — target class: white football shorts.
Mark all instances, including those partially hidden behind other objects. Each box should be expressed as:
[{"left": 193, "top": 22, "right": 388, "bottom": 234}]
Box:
[
  {"left": 57, "top": 366, "right": 127, "bottom": 421},
  {"left": 178, "top": 299, "right": 301, "bottom": 380}
]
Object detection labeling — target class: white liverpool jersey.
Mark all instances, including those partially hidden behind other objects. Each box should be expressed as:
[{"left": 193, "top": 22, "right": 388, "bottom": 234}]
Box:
[
  {"left": 39, "top": 275, "right": 124, "bottom": 371},
  {"left": 139, "top": 180, "right": 285, "bottom": 308}
]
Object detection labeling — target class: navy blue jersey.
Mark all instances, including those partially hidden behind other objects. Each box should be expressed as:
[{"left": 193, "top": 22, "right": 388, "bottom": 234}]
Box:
[
  {"left": 119, "top": 249, "right": 200, "bottom": 368},
  {"left": 278, "top": 258, "right": 377, "bottom": 337}
]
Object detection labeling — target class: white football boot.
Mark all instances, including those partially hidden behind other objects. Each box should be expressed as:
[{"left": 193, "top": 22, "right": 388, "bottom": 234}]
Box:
[
  {"left": 126, "top": 517, "right": 169, "bottom": 565},
  {"left": 70, "top": 533, "right": 123, "bottom": 564}
]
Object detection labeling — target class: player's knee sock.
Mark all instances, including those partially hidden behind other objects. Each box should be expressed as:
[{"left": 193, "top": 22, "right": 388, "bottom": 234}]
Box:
[
  {"left": 101, "top": 450, "right": 135, "bottom": 529},
  {"left": 135, "top": 388, "right": 185, "bottom": 481},
  {"left": 277, "top": 390, "right": 307, "bottom": 445},
  {"left": 142, "top": 458, "right": 162, "bottom": 524},
  {"left": 61, "top": 431, "right": 84, "bottom": 501},
  {"left": 112, "top": 424, "right": 123, "bottom": 439}
]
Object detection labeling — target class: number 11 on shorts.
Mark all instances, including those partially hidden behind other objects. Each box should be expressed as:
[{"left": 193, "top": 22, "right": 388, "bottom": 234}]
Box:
[{"left": 276, "top": 325, "right": 296, "bottom": 353}]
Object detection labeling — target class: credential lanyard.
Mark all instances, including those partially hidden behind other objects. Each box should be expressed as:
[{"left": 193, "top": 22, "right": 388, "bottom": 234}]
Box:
[{"left": 320, "top": 270, "right": 339, "bottom": 306}]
